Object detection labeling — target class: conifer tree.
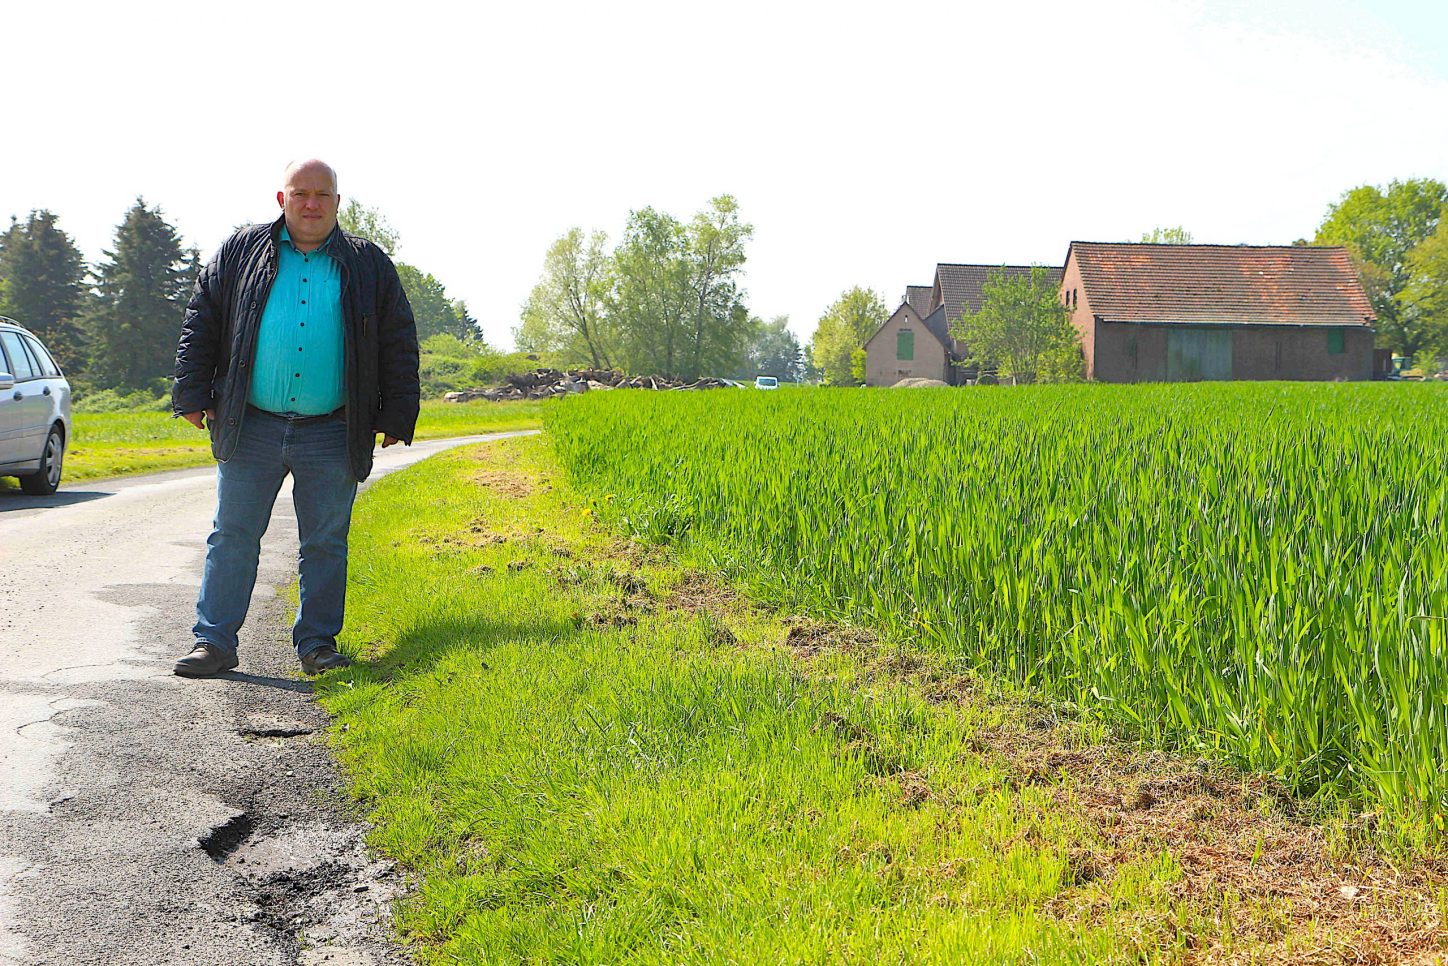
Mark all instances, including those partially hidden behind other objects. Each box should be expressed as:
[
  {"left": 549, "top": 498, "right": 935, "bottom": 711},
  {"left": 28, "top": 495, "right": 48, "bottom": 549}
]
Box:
[
  {"left": 87, "top": 199, "right": 197, "bottom": 391},
  {"left": 0, "top": 210, "right": 89, "bottom": 372}
]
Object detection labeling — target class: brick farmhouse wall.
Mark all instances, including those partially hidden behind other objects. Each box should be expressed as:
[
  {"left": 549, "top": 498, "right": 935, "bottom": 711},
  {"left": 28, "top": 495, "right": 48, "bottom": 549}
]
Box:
[
  {"left": 1089, "top": 322, "right": 1374, "bottom": 382},
  {"left": 865, "top": 305, "right": 951, "bottom": 386}
]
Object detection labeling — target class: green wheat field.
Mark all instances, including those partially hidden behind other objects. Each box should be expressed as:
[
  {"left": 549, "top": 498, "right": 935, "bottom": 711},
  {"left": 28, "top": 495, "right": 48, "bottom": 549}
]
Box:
[
  {"left": 548, "top": 382, "right": 1448, "bottom": 835},
  {"left": 316, "top": 382, "right": 1448, "bottom": 962}
]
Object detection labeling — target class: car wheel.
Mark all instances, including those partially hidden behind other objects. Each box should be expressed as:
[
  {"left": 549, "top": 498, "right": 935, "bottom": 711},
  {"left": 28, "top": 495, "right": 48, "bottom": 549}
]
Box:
[{"left": 19, "top": 425, "right": 64, "bottom": 496}]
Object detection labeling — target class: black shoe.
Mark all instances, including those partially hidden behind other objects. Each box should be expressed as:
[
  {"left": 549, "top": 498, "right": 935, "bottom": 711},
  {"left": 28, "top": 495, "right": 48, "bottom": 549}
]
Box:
[
  {"left": 174, "top": 642, "right": 239, "bottom": 678},
  {"left": 300, "top": 645, "right": 352, "bottom": 676}
]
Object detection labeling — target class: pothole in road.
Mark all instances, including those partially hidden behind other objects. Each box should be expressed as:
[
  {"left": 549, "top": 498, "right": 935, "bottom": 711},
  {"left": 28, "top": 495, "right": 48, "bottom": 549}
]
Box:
[
  {"left": 239, "top": 725, "right": 317, "bottom": 739},
  {"left": 225, "top": 822, "right": 359, "bottom": 879},
  {"left": 198, "top": 810, "right": 254, "bottom": 860},
  {"left": 238, "top": 713, "right": 319, "bottom": 741},
  {"left": 197, "top": 809, "right": 400, "bottom": 960}
]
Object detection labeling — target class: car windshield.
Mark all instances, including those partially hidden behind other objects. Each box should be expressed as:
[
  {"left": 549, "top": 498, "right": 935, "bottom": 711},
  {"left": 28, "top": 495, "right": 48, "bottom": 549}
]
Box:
[{"left": 757, "top": 377, "right": 777, "bottom": 387}]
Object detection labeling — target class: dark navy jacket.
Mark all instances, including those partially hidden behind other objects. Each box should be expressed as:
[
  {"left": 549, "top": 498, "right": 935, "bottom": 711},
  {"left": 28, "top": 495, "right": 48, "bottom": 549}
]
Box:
[{"left": 172, "top": 216, "right": 420, "bottom": 481}]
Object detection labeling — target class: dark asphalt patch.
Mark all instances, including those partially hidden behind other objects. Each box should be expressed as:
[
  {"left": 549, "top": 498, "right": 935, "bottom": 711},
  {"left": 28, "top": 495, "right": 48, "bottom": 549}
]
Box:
[{"left": 1, "top": 491, "right": 406, "bottom": 965}]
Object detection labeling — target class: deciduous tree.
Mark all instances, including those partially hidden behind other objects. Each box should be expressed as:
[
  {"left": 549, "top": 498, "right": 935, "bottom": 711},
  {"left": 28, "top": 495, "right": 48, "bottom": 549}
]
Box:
[
  {"left": 516, "top": 228, "right": 615, "bottom": 367},
  {"left": 0, "top": 210, "right": 90, "bottom": 372},
  {"left": 518, "top": 197, "right": 754, "bottom": 379},
  {"left": 610, "top": 207, "right": 692, "bottom": 376},
  {"left": 1401, "top": 219, "right": 1448, "bottom": 359},
  {"left": 1138, "top": 226, "right": 1194, "bottom": 244},
  {"left": 738, "top": 315, "right": 801, "bottom": 380},
  {"left": 338, "top": 199, "right": 476, "bottom": 343},
  {"left": 338, "top": 199, "right": 400, "bottom": 255},
  {"left": 1314, "top": 178, "right": 1448, "bottom": 355},
  {"left": 610, "top": 196, "right": 754, "bottom": 380},
  {"left": 952, "top": 266, "right": 1082, "bottom": 384},
  {"left": 396, "top": 263, "right": 477, "bottom": 342},
  {"left": 681, "top": 195, "right": 754, "bottom": 381},
  {"left": 809, "top": 287, "right": 886, "bottom": 386}
]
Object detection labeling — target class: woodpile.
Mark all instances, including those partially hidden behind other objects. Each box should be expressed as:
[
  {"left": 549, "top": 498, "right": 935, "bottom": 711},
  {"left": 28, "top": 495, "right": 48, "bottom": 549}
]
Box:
[{"left": 443, "top": 369, "right": 732, "bottom": 402}]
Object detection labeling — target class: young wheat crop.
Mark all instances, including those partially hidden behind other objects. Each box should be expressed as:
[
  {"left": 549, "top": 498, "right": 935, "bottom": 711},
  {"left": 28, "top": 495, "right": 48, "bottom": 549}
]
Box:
[{"left": 547, "top": 382, "right": 1448, "bottom": 832}]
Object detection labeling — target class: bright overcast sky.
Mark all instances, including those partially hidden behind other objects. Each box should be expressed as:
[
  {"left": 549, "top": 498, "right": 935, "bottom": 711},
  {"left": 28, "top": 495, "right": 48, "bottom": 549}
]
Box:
[{"left": 3, "top": 0, "right": 1446, "bottom": 351}]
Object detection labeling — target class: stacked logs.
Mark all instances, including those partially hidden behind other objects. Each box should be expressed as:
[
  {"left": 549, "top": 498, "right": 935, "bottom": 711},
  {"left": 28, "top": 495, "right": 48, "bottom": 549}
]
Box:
[{"left": 443, "top": 369, "right": 732, "bottom": 402}]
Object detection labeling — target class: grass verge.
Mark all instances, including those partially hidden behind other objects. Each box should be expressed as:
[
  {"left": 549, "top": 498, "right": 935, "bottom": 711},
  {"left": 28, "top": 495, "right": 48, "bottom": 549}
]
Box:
[
  {"left": 43, "top": 399, "right": 548, "bottom": 484},
  {"left": 318, "top": 434, "right": 1448, "bottom": 963}
]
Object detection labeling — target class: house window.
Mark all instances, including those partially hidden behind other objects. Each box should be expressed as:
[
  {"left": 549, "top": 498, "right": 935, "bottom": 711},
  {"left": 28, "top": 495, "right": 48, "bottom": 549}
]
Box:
[
  {"left": 1327, "top": 329, "right": 1345, "bottom": 355},
  {"left": 897, "top": 329, "right": 914, "bottom": 361},
  {"left": 1072, "top": 288, "right": 1078, "bottom": 307}
]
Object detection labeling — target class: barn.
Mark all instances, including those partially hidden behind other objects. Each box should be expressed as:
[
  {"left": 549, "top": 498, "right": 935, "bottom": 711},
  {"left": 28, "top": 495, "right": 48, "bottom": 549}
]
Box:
[{"left": 1061, "top": 242, "right": 1377, "bottom": 382}]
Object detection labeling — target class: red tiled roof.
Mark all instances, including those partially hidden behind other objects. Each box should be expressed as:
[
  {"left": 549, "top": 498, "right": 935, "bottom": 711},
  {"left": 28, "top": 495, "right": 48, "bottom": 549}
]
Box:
[
  {"left": 934, "top": 264, "right": 1064, "bottom": 323},
  {"left": 905, "top": 285, "right": 933, "bottom": 318},
  {"left": 1070, "top": 243, "right": 1375, "bottom": 327}
]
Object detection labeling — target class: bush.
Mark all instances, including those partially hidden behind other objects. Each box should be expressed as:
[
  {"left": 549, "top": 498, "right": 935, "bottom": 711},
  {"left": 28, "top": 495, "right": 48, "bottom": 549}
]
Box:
[
  {"left": 478, "top": 351, "right": 554, "bottom": 383},
  {"left": 72, "top": 385, "right": 171, "bottom": 413},
  {"left": 418, "top": 334, "right": 559, "bottom": 397}
]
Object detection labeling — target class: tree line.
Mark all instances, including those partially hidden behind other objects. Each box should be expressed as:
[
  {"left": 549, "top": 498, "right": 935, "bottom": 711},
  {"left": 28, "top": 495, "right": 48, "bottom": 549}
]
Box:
[
  {"left": 0, "top": 202, "right": 197, "bottom": 392},
  {"left": 1310, "top": 177, "right": 1448, "bottom": 360},
  {"left": 805, "top": 178, "right": 1448, "bottom": 386},
  {"left": 334, "top": 201, "right": 480, "bottom": 346},
  {"left": 0, "top": 200, "right": 481, "bottom": 398},
  {"left": 14, "top": 177, "right": 1436, "bottom": 398},
  {"left": 516, "top": 196, "right": 804, "bottom": 383}
]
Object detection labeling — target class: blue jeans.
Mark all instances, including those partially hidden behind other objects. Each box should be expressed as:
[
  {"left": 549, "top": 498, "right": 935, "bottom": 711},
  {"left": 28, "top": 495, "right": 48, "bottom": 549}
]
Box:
[{"left": 194, "top": 409, "right": 358, "bottom": 659}]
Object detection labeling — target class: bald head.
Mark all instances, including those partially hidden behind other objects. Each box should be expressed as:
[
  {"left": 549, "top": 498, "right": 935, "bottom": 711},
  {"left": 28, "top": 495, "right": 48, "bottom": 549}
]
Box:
[
  {"left": 277, "top": 159, "right": 341, "bottom": 253},
  {"left": 283, "top": 159, "right": 338, "bottom": 193}
]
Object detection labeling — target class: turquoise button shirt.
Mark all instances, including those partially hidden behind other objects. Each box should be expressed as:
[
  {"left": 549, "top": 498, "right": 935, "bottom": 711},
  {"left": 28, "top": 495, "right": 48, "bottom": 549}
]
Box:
[{"left": 248, "top": 226, "right": 345, "bottom": 415}]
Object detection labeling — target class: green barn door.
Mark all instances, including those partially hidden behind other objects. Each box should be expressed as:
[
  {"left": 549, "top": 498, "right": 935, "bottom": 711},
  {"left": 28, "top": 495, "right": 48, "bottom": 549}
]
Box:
[{"left": 1166, "top": 329, "right": 1233, "bottom": 381}]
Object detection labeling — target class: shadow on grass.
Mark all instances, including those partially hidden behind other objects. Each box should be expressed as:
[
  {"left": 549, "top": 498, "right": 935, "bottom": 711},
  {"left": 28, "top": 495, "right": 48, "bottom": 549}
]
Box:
[{"left": 333, "top": 613, "right": 578, "bottom": 688}]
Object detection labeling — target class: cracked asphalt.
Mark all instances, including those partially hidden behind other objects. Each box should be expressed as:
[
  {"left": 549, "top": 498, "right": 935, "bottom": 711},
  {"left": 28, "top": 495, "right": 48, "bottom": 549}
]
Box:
[{"left": 0, "top": 431, "right": 534, "bottom": 965}]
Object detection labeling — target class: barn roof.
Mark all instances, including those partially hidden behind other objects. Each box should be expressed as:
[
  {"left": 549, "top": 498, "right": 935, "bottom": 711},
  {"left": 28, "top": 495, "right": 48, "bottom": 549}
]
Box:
[
  {"left": 1068, "top": 243, "right": 1376, "bottom": 327},
  {"left": 933, "top": 264, "right": 1064, "bottom": 323}
]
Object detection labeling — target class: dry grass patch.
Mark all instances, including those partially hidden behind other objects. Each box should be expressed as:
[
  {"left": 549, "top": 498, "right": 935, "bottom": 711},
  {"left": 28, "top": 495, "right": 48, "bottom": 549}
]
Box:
[
  {"left": 468, "top": 467, "right": 536, "bottom": 498},
  {"left": 1015, "top": 736, "right": 1448, "bottom": 963},
  {"left": 652, "top": 566, "right": 1448, "bottom": 963}
]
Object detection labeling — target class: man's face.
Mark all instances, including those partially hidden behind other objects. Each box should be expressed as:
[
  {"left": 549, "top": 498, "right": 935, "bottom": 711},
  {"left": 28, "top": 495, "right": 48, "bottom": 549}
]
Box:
[{"left": 277, "top": 165, "right": 340, "bottom": 248}]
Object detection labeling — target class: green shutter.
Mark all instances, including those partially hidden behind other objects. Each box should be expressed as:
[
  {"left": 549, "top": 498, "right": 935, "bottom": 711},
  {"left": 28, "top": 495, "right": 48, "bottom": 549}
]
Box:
[
  {"left": 1327, "top": 329, "right": 1345, "bottom": 355},
  {"left": 897, "top": 330, "right": 914, "bottom": 361}
]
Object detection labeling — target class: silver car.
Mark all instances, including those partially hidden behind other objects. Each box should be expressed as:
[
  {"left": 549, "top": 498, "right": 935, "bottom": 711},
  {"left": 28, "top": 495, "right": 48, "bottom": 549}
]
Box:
[{"left": 0, "top": 317, "right": 71, "bottom": 495}]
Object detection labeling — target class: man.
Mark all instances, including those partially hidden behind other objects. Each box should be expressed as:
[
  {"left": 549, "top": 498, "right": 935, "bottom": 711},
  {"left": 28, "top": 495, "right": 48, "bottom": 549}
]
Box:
[{"left": 171, "top": 159, "right": 419, "bottom": 677}]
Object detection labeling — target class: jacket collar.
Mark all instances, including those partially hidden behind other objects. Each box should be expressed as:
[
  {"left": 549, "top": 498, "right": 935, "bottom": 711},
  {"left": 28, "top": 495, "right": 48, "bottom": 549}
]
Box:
[{"left": 268, "top": 214, "right": 353, "bottom": 269}]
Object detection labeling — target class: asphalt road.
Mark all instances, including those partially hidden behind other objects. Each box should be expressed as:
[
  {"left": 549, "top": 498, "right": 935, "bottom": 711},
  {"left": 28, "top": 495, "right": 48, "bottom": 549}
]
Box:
[{"left": 0, "top": 431, "right": 535, "bottom": 965}]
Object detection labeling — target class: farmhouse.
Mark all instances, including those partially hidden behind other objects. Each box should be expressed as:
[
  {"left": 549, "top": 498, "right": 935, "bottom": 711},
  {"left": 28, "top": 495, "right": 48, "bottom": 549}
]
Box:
[
  {"left": 1062, "top": 242, "right": 1377, "bottom": 382},
  {"left": 865, "top": 264, "right": 1062, "bottom": 386}
]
